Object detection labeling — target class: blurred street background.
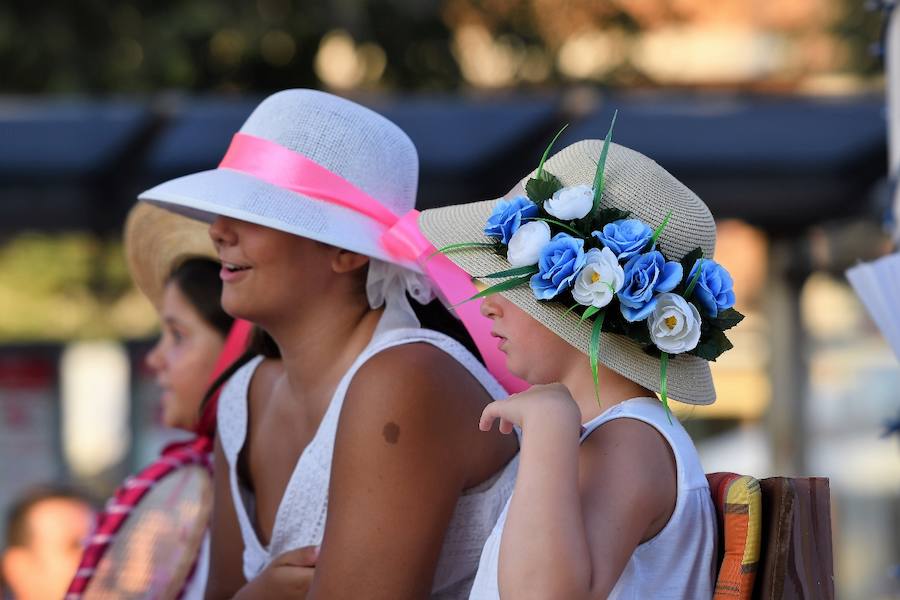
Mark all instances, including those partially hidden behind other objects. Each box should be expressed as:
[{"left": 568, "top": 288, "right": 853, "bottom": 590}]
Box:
[{"left": 0, "top": 1, "right": 898, "bottom": 598}]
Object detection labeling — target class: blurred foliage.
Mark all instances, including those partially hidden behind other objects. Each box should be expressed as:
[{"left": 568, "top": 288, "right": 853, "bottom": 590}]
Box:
[
  {"left": 0, "top": 233, "right": 157, "bottom": 341},
  {"left": 0, "top": 0, "right": 459, "bottom": 93},
  {"left": 0, "top": 0, "right": 886, "bottom": 94}
]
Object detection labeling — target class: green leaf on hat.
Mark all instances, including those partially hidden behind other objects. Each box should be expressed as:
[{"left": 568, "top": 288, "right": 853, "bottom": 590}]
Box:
[
  {"left": 428, "top": 241, "right": 497, "bottom": 260},
  {"left": 589, "top": 309, "right": 606, "bottom": 408},
  {"left": 529, "top": 216, "right": 583, "bottom": 236},
  {"left": 535, "top": 124, "right": 569, "bottom": 180},
  {"left": 650, "top": 210, "right": 673, "bottom": 248},
  {"left": 453, "top": 273, "right": 533, "bottom": 307},
  {"left": 581, "top": 305, "right": 601, "bottom": 321},
  {"left": 709, "top": 307, "right": 745, "bottom": 331},
  {"left": 591, "top": 109, "right": 618, "bottom": 214},
  {"left": 563, "top": 302, "right": 581, "bottom": 316},
  {"left": 690, "top": 329, "right": 733, "bottom": 361},
  {"left": 478, "top": 265, "right": 540, "bottom": 279},
  {"left": 677, "top": 247, "right": 704, "bottom": 291},
  {"left": 660, "top": 352, "right": 673, "bottom": 425},
  {"left": 684, "top": 257, "right": 705, "bottom": 298},
  {"left": 525, "top": 172, "right": 563, "bottom": 205}
]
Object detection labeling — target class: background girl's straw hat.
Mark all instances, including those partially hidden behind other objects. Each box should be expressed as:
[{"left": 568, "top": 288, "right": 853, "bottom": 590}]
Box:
[
  {"left": 125, "top": 202, "right": 217, "bottom": 309},
  {"left": 419, "top": 140, "right": 719, "bottom": 405},
  {"left": 137, "top": 89, "right": 420, "bottom": 270}
]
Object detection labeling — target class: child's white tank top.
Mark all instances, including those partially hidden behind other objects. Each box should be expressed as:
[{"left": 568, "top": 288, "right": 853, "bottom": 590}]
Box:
[
  {"left": 468, "top": 396, "right": 717, "bottom": 599},
  {"left": 217, "top": 326, "right": 519, "bottom": 598}
]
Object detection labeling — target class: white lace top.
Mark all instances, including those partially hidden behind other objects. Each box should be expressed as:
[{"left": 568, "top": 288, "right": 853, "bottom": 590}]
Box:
[
  {"left": 218, "top": 326, "right": 519, "bottom": 598},
  {"left": 469, "top": 397, "right": 717, "bottom": 600}
]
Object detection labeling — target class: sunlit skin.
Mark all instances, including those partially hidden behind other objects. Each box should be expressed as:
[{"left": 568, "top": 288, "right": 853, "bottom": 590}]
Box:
[
  {"left": 145, "top": 283, "right": 226, "bottom": 431},
  {"left": 204, "top": 216, "right": 517, "bottom": 600},
  {"left": 477, "top": 293, "right": 679, "bottom": 598},
  {"left": 1, "top": 498, "right": 94, "bottom": 600}
]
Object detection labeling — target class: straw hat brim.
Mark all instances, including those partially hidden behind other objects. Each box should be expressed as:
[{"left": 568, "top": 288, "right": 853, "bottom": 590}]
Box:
[
  {"left": 419, "top": 141, "right": 716, "bottom": 405},
  {"left": 125, "top": 202, "right": 219, "bottom": 310}
]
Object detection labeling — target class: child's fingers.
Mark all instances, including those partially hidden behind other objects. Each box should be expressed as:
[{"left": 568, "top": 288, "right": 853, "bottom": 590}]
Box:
[
  {"left": 479, "top": 404, "right": 499, "bottom": 431},
  {"left": 498, "top": 418, "right": 515, "bottom": 435}
]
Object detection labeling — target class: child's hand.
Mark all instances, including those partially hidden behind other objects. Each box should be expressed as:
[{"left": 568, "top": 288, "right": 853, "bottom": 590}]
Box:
[{"left": 479, "top": 383, "right": 581, "bottom": 435}]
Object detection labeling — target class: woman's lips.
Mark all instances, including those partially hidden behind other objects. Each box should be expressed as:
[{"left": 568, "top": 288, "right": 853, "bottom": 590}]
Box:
[{"left": 220, "top": 262, "right": 251, "bottom": 283}]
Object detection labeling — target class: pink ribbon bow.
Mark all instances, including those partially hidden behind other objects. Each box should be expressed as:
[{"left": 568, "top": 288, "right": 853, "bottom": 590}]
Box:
[{"left": 219, "top": 132, "right": 527, "bottom": 394}]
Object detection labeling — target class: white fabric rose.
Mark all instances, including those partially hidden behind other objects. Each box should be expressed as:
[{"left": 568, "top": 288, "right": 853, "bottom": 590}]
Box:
[
  {"left": 507, "top": 220, "right": 551, "bottom": 266},
  {"left": 544, "top": 184, "right": 594, "bottom": 220},
  {"left": 648, "top": 293, "right": 702, "bottom": 354},
  {"left": 572, "top": 247, "right": 625, "bottom": 307}
]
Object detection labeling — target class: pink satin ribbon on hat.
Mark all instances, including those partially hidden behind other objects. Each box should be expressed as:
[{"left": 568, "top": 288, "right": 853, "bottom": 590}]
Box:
[{"left": 219, "top": 132, "right": 527, "bottom": 394}]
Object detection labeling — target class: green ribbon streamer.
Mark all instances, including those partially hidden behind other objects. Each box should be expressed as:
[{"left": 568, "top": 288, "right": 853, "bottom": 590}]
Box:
[
  {"left": 592, "top": 110, "right": 618, "bottom": 213},
  {"left": 527, "top": 216, "right": 584, "bottom": 236},
  {"left": 535, "top": 124, "right": 569, "bottom": 179},
  {"left": 684, "top": 258, "right": 705, "bottom": 298},
  {"left": 453, "top": 273, "right": 532, "bottom": 307},
  {"left": 660, "top": 352, "right": 673, "bottom": 425},
  {"left": 590, "top": 310, "right": 606, "bottom": 408}
]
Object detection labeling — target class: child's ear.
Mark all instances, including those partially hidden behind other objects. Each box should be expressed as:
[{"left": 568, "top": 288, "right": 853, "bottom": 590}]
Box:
[{"left": 331, "top": 250, "right": 370, "bottom": 274}]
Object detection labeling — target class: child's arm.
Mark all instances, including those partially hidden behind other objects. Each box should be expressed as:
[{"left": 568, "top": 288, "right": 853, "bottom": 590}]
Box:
[{"left": 480, "top": 386, "right": 676, "bottom": 600}]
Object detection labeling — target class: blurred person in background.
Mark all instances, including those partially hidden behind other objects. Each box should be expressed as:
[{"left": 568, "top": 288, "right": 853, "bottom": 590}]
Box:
[
  {"left": 1, "top": 486, "right": 94, "bottom": 600},
  {"left": 65, "top": 204, "right": 249, "bottom": 600}
]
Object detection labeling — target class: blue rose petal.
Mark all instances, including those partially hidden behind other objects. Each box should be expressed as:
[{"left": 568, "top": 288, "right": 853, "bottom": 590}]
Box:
[
  {"left": 484, "top": 196, "right": 539, "bottom": 244},
  {"left": 688, "top": 259, "right": 735, "bottom": 317},
  {"left": 593, "top": 219, "right": 654, "bottom": 262},
  {"left": 618, "top": 251, "right": 684, "bottom": 322},
  {"left": 530, "top": 233, "right": 586, "bottom": 300}
]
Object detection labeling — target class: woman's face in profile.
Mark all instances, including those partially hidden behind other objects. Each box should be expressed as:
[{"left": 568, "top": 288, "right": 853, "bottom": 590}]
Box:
[
  {"left": 146, "top": 282, "right": 225, "bottom": 430},
  {"left": 208, "top": 216, "right": 338, "bottom": 327}
]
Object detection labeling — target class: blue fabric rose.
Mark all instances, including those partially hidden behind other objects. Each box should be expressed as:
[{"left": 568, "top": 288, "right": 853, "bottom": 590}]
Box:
[
  {"left": 530, "top": 233, "right": 587, "bottom": 300},
  {"left": 592, "top": 219, "right": 654, "bottom": 262},
  {"left": 687, "top": 259, "right": 735, "bottom": 317},
  {"left": 484, "top": 196, "right": 539, "bottom": 244},
  {"left": 618, "top": 251, "right": 683, "bottom": 321}
]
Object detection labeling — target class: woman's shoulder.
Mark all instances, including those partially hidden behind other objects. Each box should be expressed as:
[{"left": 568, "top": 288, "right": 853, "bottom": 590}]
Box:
[{"left": 246, "top": 357, "right": 283, "bottom": 414}]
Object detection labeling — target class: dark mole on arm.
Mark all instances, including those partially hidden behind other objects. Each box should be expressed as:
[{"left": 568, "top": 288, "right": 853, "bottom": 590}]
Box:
[{"left": 382, "top": 421, "right": 400, "bottom": 444}]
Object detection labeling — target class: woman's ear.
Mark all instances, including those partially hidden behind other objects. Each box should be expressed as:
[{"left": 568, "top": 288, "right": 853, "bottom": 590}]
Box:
[{"left": 331, "top": 250, "right": 370, "bottom": 274}]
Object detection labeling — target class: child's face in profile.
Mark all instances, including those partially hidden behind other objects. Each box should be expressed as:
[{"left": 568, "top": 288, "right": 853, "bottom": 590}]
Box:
[{"left": 479, "top": 292, "right": 581, "bottom": 385}]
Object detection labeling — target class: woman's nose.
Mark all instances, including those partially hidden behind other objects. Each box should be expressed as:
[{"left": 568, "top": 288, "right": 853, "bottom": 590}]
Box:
[{"left": 209, "top": 216, "right": 237, "bottom": 247}]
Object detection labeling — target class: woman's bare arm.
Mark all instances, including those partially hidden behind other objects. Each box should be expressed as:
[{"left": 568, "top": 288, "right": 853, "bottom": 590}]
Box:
[
  {"left": 308, "top": 343, "right": 500, "bottom": 599},
  {"left": 204, "top": 434, "right": 248, "bottom": 600}
]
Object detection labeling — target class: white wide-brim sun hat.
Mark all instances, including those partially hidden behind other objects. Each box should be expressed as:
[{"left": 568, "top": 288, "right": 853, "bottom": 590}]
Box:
[
  {"left": 138, "top": 89, "right": 422, "bottom": 272},
  {"left": 419, "top": 140, "right": 719, "bottom": 405}
]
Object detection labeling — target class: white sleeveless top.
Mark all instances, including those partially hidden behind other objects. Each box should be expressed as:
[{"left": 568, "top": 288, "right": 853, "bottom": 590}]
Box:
[
  {"left": 218, "top": 326, "right": 519, "bottom": 598},
  {"left": 469, "top": 397, "right": 717, "bottom": 600}
]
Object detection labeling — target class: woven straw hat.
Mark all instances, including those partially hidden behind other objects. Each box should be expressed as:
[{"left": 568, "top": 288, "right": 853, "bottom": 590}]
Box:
[
  {"left": 138, "top": 89, "right": 420, "bottom": 271},
  {"left": 125, "top": 202, "right": 217, "bottom": 309},
  {"left": 419, "top": 140, "right": 718, "bottom": 405}
]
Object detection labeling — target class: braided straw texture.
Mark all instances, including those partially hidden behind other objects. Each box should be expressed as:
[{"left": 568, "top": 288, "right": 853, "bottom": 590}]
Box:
[
  {"left": 419, "top": 140, "right": 717, "bottom": 405},
  {"left": 125, "top": 202, "right": 217, "bottom": 310}
]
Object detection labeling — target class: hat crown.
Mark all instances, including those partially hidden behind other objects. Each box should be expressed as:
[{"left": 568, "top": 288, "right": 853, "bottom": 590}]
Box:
[
  {"left": 514, "top": 140, "right": 716, "bottom": 260},
  {"left": 240, "top": 89, "right": 419, "bottom": 216}
]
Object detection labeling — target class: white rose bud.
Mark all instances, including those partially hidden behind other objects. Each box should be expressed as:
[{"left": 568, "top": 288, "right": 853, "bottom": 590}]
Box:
[
  {"left": 507, "top": 220, "right": 551, "bottom": 266},
  {"left": 648, "top": 293, "right": 702, "bottom": 354},
  {"left": 572, "top": 247, "right": 625, "bottom": 307},
  {"left": 544, "top": 184, "right": 594, "bottom": 220}
]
